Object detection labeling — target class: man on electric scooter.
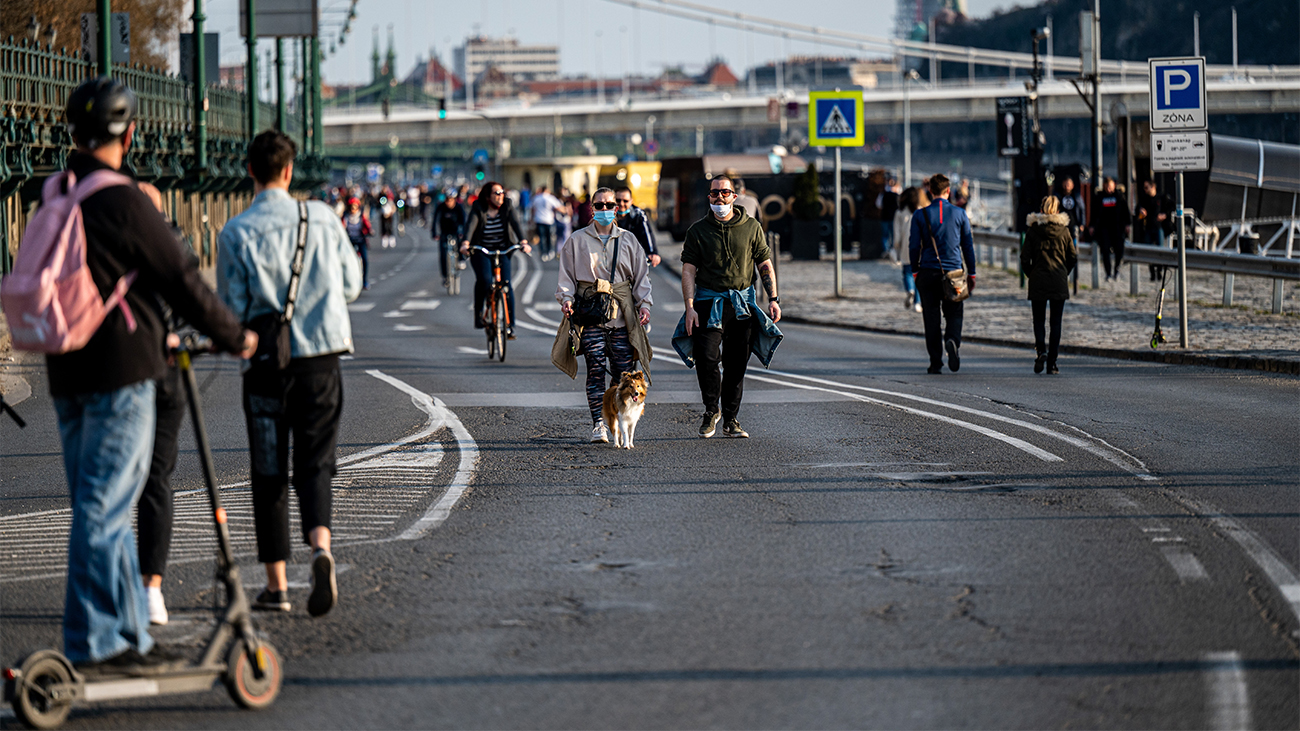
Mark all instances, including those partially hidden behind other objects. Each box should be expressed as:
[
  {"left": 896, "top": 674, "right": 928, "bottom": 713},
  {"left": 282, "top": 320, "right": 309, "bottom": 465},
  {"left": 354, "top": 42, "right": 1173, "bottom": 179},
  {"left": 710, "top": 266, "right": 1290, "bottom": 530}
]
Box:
[{"left": 47, "top": 78, "right": 257, "bottom": 675}]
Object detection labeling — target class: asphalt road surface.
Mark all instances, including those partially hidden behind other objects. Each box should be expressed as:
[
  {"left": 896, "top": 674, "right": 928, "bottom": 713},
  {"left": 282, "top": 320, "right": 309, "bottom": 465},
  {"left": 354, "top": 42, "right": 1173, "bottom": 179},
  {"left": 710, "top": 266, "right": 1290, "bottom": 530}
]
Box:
[{"left": 2, "top": 227, "right": 1297, "bottom": 729}]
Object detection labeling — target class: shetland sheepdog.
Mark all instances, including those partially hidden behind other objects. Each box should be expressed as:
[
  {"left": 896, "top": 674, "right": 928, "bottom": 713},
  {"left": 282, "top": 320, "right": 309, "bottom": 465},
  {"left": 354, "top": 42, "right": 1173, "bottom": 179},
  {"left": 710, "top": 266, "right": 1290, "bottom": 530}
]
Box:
[{"left": 601, "top": 371, "right": 648, "bottom": 449}]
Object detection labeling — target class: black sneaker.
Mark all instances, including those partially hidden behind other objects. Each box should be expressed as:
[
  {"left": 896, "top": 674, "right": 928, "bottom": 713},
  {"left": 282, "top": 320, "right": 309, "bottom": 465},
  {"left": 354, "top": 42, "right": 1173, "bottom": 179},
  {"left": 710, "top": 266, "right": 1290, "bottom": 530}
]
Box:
[
  {"left": 722, "top": 418, "right": 749, "bottom": 438},
  {"left": 927, "top": 365, "right": 943, "bottom": 374},
  {"left": 945, "top": 339, "right": 961, "bottom": 372},
  {"left": 1046, "top": 361, "right": 1060, "bottom": 375},
  {"left": 699, "top": 411, "right": 720, "bottom": 438},
  {"left": 1034, "top": 352, "right": 1046, "bottom": 374},
  {"left": 74, "top": 645, "right": 185, "bottom": 678},
  {"left": 307, "top": 549, "right": 337, "bottom": 618},
  {"left": 253, "top": 588, "right": 291, "bottom": 612}
]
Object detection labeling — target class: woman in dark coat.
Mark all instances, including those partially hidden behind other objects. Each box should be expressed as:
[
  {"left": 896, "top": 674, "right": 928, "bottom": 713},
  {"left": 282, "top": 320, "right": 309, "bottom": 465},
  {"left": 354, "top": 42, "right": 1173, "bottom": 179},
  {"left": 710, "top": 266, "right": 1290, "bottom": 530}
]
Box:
[
  {"left": 1020, "top": 195, "right": 1078, "bottom": 374},
  {"left": 460, "top": 181, "right": 529, "bottom": 336}
]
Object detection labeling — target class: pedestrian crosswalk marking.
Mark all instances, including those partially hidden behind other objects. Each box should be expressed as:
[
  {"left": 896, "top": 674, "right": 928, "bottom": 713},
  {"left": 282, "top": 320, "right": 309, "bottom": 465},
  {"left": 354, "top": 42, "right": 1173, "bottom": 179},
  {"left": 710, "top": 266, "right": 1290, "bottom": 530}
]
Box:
[{"left": 820, "top": 103, "right": 852, "bottom": 135}]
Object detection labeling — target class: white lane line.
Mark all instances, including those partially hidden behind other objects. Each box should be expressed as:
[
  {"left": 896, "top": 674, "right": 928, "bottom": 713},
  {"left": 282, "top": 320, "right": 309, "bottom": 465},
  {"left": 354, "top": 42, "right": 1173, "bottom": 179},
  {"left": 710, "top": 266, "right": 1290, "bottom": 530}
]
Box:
[
  {"left": 1203, "top": 651, "right": 1253, "bottom": 730},
  {"left": 366, "top": 370, "right": 480, "bottom": 541},
  {"left": 457, "top": 346, "right": 490, "bottom": 355},
  {"left": 523, "top": 268, "right": 543, "bottom": 305},
  {"left": 1162, "top": 547, "right": 1211, "bottom": 581},
  {"left": 393, "top": 324, "right": 427, "bottom": 332},
  {"left": 516, "top": 317, "right": 557, "bottom": 336},
  {"left": 347, "top": 302, "right": 376, "bottom": 312},
  {"left": 745, "top": 373, "right": 1062, "bottom": 462},
  {"left": 408, "top": 289, "right": 430, "bottom": 297},
  {"left": 382, "top": 310, "right": 412, "bottom": 318},
  {"left": 532, "top": 302, "right": 561, "bottom": 311},
  {"left": 1174, "top": 494, "right": 1300, "bottom": 629},
  {"left": 400, "top": 299, "right": 442, "bottom": 311}
]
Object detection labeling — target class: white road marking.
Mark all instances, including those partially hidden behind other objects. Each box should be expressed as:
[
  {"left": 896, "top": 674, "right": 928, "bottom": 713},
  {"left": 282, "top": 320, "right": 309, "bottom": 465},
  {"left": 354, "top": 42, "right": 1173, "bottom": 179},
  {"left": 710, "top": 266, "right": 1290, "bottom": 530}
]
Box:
[
  {"left": 393, "top": 324, "right": 427, "bottom": 332},
  {"left": 347, "top": 302, "right": 376, "bottom": 312},
  {"left": 1203, "top": 651, "right": 1253, "bottom": 730},
  {"left": 1174, "top": 494, "right": 1300, "bottom": 629},
  {"left": 745, "top": 373, "right": 1063, "bottom": 462},
  {"left": 383, "top": 310, "right": 412, "bottom": 318},
  {"left": 400, "top": 299, "right": 442, "bottom": 311},
  {"left": 457, "top": 346, "right": 490, "bottom": 355},
  {"left": 1162, "top": 547, "right": 1210, "bottom": 581},
  {"left": 532, "top": 301, "right": 561, "bottom": 311},
  {"left": 523, "top": 268, "right": 543, "bottom": 305},
  {"left": 408, "top": 289, "right": 430, "bottom": 297},
  {"left": 516, "top": 317, "right": 557, "bottom": 335},
  {"left": 340, "top": 355, "right": 355, "bottom": 360},
  {"left": 366, "top": 371, "right": 479, "bottom": 540}
]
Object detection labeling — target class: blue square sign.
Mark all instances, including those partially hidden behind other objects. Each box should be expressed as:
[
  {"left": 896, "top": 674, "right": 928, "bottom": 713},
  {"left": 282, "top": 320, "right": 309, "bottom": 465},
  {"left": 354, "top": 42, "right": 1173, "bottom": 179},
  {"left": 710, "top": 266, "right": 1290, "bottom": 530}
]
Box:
[
  {"left": 1149, "top": 57, "right": 1206, "bottom": 130},
  {"left": 814, "top": 99, "right": 856, "bottom": 139}
]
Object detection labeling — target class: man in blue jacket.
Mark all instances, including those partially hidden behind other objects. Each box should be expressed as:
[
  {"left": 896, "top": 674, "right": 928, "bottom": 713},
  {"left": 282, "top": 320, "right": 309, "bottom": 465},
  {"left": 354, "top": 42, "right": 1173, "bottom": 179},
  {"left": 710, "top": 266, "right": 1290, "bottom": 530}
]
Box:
[
  {"left": 909, "top": 174, "right": 976, "bottom": 374},
  {"left": 219, "top": 131, "right": 362, "bottom": 618}
]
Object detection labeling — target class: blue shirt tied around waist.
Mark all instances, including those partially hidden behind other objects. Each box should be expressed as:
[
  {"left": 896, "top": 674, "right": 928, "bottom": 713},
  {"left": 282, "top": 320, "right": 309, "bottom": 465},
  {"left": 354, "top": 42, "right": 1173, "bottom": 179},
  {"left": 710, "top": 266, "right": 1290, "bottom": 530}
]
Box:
[{"left": 671, "top": 285, "right": 783, "bottom": 368}]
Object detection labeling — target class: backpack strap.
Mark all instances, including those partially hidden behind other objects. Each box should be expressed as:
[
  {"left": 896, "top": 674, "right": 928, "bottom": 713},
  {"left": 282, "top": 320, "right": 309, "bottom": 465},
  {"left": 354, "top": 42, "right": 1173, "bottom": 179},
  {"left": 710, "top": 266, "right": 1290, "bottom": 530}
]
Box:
[
  {"left": 282, "top": 201, "right": 310, "bottom": 323},
  {"left": 73, "top": 169, "right": 141, "bottom": 332}
]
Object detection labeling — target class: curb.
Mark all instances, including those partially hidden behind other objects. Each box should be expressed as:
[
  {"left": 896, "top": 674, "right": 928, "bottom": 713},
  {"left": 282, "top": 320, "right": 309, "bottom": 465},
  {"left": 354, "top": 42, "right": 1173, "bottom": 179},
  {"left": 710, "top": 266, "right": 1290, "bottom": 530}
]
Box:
[
  {"left": 779, "top": 315, "right": 1300, "bottom": 376},
  {"left": 659, "top": 249, "right": 1298, "bottom": 376}
]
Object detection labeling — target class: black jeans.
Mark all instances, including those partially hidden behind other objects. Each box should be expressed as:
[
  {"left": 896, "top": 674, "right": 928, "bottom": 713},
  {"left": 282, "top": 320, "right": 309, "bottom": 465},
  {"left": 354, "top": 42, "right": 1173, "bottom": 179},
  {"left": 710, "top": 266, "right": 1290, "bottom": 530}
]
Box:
[
  {"left": 692, "top": 299, "right": 755, "bottom": 420},
  {"left": 1032, "top": 299, "right": 1065, "bottom": 361},
  {"left": 137, "top": 365, "right": 185, "bottom": 577},
  {"left": 1096, "top": 230, "right": 1124, "bottom": 277},
  {"left": 242, "top": 356, "right": 343, "bottom": 564},
  {"left": 915, "top": 270, "right": 964, "bottom": 369}
]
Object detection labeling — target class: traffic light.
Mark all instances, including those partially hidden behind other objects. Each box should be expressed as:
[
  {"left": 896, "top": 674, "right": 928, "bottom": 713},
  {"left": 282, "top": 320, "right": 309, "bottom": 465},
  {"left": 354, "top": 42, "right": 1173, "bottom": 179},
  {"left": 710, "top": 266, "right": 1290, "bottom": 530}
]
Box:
[
  {"left": 474, "top": 162, "right": 485, "bottom": 181},
  {"left": 438, "top": 98, "right": 446, "bottom": 120}
]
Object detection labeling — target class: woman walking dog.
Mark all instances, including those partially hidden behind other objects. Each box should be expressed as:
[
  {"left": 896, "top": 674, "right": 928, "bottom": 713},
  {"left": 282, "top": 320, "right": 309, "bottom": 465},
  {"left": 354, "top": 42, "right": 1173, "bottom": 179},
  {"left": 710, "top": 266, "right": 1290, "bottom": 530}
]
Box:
[
  {"left": 551, "top": 187, "right": 654, "bottom": 443},
  {"left": 1020, "top": 195, "right": 1078, "bottom": 374}
]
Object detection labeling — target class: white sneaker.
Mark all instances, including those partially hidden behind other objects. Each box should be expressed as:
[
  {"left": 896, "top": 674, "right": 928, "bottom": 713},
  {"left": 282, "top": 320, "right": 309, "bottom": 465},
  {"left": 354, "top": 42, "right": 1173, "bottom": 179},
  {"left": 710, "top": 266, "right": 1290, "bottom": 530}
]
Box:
[
  {"left": 913, "top": 300, "right": 923, "bottom": 313},
  {"left": 147, "top": 586, "right": 169, "bottom": 625},
  {"left": 590, "top": 422, "right": 610, "bottom": 443}
]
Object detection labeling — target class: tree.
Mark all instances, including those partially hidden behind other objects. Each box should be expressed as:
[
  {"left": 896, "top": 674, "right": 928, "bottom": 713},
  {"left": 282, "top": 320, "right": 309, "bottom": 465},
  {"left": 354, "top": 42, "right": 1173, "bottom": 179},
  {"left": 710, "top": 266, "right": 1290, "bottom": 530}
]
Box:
[{"left": 3, "top": 0, "right": 187, "bottom": 71}]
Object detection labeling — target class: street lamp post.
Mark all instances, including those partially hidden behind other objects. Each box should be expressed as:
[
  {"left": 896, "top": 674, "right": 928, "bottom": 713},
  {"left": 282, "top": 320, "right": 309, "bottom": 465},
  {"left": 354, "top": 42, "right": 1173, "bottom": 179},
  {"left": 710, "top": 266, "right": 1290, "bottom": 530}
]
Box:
[
  {"left": 246, "top": 0, "right": 258, "bottom": 139},
  {"left": 903, "top": 69, "right": 919, "bottom": 188},
  {"left": 192, "top": 0, "right": 208, "bottom": 172},
  {"left": 97, "top": 0, "right": 111, "bottom": 76}
]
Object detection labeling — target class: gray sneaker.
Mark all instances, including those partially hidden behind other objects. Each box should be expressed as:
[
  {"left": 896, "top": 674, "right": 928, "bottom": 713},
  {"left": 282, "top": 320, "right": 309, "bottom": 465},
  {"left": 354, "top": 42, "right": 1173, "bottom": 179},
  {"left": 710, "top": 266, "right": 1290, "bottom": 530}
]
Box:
[
  {"left": 699, "top": 411, "right": 721, "bottom": 438},
  {"left": 722, "top": 418, "right": 749, "bottom": 438},
  {"left": 590, "top": 421, "right": 610, "bottom": 443}
]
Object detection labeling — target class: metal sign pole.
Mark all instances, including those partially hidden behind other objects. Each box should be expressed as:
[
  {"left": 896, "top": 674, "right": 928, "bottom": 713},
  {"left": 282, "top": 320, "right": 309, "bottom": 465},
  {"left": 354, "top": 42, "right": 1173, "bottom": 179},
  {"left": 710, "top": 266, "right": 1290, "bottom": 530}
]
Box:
[
  {"left": 834, "top": 146, "right": 843, "bottom": 298},
  {"left": 1177, "top": 171, "right": 1189, "bottom": 347}
]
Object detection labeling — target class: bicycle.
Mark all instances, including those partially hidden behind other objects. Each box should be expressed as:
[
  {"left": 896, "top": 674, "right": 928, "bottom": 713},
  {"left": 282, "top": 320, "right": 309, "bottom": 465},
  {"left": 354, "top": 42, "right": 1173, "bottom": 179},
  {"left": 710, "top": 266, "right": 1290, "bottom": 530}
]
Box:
[
  {"left": 441, "top": 234, "right": 462, "bottom": 296},
  {"left": 469, "top": 244, "right": 524, "bottom": 362}
]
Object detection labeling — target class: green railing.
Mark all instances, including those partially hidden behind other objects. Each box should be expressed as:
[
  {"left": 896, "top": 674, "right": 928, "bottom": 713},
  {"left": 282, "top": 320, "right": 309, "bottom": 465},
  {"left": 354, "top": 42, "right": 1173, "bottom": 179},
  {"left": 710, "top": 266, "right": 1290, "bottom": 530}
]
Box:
[{"left": 0, "top": 37, "right": 329, "bottom": 274}]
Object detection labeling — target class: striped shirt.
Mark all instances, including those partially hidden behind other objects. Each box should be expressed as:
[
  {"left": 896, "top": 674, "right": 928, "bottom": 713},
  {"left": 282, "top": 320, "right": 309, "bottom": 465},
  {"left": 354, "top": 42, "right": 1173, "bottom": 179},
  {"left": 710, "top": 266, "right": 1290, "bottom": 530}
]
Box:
[{"left": 481, "top": 214, "right": 506, "bottom": 249}]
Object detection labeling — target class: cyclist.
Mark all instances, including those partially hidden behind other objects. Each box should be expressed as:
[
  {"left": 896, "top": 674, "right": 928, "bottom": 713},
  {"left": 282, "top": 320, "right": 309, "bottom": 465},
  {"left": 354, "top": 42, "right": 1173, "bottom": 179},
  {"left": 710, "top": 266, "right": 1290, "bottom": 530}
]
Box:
[
  {"left": 434, "top": 189, "right": 466, "bottom": 290},
  {"left": 460, "top": 181, "right": 529, "bottom": 338}
]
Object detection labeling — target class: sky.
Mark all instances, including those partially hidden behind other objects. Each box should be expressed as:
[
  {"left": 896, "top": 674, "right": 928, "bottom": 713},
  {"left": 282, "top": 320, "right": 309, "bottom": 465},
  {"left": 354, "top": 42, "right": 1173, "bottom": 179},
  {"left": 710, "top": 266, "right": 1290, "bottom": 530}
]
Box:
[{"left": 198, "top": 0, "right": 1007, "bottom": 86}]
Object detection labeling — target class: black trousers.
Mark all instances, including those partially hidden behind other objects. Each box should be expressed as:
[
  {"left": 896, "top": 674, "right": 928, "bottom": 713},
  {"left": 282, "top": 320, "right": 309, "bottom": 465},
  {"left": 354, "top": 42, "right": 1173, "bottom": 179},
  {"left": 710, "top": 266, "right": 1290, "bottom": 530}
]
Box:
[
  {"left": 915, "top": 270, "right": 964, "bottom": 369},
  {"left": 1032, "top": 299, "right": 1065, "bottom": 361},
  {"left": 242, "top": 356, "right": 342, "bottom": 564},
  {"left": 1096, "top": 230, "right": 1125, "bottom": 277},
  {"left": 137, "top": 365, "right": 185, "bottom": 577},
  {"left": 692, "top": 299, "right": 755, "bottom": 420}
]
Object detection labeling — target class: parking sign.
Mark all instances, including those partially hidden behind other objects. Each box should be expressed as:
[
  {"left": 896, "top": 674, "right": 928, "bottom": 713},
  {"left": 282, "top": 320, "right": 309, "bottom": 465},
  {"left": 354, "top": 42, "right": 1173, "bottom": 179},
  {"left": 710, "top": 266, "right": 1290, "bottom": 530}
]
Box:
[{"left": 1149, "top": 57, "right": 1206, "bottom": 131}]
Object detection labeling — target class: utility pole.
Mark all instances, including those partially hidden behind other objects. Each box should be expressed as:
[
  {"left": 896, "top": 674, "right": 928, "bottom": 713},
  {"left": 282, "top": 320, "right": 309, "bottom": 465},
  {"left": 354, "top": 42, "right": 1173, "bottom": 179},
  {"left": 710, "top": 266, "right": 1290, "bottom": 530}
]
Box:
[
  {"left": 903, "top": 69, "right": 918, "bottom": 187},
  {"left": 275, "top": 38, "right": 286, "bottom": 132},
  {"left": 97, "top": 0, "right": 111, "bottom": 76},
  {"left": 1089, "top": 1, "right": 1102, "bottom": 290},
  {"left": 192, "top": 0, "right": 207, "bottom": 172},
  {"left": 311, "top": 36, "right": 322, "bottom": 157},
  {"left": 301, "top": 37, "right": 310, "bottom": 152},
  {"left": 246, "top": 0, "right": 258, "bottom": 139}
]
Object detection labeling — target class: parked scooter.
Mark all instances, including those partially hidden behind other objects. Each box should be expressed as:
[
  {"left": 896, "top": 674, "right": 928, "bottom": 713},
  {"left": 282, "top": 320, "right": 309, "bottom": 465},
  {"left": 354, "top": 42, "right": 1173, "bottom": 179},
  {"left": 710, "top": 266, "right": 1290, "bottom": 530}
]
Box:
[{"left": 4, "top": 334, "right": 284, "bottom": 729}]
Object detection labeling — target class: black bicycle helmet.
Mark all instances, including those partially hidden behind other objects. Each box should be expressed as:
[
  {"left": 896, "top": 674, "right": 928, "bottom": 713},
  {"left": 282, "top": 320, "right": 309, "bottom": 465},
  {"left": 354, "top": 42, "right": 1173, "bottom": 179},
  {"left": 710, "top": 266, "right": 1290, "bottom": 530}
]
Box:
[{"left": 66, "top": 77, "right": 138, "bottom": 148}]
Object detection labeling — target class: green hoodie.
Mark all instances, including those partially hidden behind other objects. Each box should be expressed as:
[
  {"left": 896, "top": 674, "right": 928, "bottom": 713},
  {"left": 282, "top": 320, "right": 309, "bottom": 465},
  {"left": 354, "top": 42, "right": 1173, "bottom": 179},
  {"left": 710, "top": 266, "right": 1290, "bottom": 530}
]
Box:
[{"left": 681, "top": 207, "right": 771, "bottom": 292}]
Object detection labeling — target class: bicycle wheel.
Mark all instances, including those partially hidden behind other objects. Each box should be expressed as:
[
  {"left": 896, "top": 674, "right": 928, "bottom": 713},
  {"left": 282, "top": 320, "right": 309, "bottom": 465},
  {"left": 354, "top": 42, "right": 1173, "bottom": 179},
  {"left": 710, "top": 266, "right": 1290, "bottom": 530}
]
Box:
[
  {"left": 443, "top": 246, "right": 456, "bottom": 296},
  {"left": 484, "top": 300, "right": 497, "bottom": 359},
  {"left": 494, "top": 289, "right": 508, "bottom": 362}
]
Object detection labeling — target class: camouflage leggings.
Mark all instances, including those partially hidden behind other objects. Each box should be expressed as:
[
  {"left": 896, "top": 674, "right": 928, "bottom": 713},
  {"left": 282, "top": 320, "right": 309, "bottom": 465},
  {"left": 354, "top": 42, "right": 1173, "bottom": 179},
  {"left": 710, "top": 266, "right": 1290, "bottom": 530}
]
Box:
[{"left": 581, "top": 326, "right": 635, "bottom": 424}]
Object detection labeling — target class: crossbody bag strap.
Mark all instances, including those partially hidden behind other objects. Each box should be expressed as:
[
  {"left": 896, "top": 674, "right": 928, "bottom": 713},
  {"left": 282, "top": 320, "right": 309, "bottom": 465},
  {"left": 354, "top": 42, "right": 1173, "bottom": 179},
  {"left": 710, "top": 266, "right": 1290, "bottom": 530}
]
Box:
[
  {"left": 282, "top": 200, "right": 309, "bottom": 323},
  {"left": 609, "top": 229, "right": 622, "bottom": 283}
]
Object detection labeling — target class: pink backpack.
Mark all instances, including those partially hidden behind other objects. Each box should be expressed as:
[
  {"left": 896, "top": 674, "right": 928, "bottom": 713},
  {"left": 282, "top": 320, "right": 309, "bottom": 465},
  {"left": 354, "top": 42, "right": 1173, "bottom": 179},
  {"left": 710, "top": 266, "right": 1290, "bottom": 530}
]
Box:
[{"left": 1, "top": 169, "right": 138, "bottom": 353}]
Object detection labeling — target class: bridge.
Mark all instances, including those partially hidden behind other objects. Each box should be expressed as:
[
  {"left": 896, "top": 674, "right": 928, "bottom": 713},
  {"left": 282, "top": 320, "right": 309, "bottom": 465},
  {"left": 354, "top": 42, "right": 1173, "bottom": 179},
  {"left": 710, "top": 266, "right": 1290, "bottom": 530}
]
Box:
[{"left": 322, "top": 75, "right": 1300, "bottom": 157}]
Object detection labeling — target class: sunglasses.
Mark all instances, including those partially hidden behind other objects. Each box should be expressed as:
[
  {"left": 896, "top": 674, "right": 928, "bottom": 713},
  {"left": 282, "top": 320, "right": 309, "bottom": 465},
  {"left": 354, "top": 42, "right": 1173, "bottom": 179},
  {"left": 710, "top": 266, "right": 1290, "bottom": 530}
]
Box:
[
  {"left": 708, "top": 190, "right": 735, "bottom": 199},
  {"left": 592, "top": 201, "right": 618, "bottom": 210},
  {"left": 615, "top": 198, "right": 632, "bottom": 205},
  {"left": 490, "top": 190, "right": 505, "bottom": 196}
]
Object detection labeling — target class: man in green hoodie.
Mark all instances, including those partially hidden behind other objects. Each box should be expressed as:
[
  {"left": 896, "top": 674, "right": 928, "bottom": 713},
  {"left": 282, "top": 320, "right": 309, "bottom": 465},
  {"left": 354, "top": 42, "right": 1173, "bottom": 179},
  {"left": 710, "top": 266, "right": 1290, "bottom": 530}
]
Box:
[{"left": 673, "top": 176, "right": 783, "bottom": 439}]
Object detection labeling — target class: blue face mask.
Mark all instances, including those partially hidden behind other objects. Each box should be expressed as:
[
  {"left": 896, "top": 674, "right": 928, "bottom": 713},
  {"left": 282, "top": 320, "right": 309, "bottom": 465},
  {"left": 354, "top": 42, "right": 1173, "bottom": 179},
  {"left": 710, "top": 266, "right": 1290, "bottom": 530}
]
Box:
[{"left": 593, "top": 210, "right": 616, "bottom": 226}]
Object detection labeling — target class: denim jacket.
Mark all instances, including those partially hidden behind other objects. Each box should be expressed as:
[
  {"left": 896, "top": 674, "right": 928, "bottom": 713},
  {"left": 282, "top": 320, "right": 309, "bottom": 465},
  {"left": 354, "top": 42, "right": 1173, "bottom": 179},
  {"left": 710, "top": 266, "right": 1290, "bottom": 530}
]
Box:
[
  {"left": 671, "top": 285, "right": 783, "bottom": 368},
  {"left": 218, "top": 189, "right": 362, "bottom": 359}
]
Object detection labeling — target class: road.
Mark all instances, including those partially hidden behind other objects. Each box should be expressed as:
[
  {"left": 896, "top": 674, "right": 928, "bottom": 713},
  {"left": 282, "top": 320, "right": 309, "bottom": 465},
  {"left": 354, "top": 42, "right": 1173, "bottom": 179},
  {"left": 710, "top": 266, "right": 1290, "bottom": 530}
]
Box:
[{"left": 2, "top": 227, "right": 1297, "bottom": 729}]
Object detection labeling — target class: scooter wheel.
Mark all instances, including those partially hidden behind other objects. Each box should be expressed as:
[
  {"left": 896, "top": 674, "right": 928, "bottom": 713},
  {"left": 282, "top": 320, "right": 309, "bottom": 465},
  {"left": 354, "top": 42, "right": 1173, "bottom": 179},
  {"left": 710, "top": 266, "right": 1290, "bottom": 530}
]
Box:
[
  {"left": 224, "top": 640, "right": 282, "bottom": 711},
  {"left": 12, "top": 652, "right": 73, "bottom": 729}
]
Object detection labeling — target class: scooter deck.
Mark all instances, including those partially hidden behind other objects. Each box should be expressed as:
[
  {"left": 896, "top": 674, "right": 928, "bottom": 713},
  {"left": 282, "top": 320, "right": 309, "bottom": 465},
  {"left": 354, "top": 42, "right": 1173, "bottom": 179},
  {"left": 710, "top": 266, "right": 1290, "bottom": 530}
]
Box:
[{"left": 79, "top": 666, "right": 225, "bottom": 702}]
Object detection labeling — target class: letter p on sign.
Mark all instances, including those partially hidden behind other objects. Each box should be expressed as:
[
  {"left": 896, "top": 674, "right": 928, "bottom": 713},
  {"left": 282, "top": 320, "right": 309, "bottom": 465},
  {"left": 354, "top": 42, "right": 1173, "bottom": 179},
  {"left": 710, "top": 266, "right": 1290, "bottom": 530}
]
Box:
[{"left": 1162, "top": 69, "right": 1191, "bottom": 105}]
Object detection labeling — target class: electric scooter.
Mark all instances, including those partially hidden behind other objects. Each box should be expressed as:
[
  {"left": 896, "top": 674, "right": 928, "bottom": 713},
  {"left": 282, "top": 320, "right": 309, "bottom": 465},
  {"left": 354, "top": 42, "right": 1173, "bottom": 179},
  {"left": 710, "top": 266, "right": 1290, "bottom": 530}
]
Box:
[
  {"left": 3, "top": 335, "right": 283, "bottom": 729},
  {"left": 1150, "top": 267, "right": 1169, "bottom": 349}
]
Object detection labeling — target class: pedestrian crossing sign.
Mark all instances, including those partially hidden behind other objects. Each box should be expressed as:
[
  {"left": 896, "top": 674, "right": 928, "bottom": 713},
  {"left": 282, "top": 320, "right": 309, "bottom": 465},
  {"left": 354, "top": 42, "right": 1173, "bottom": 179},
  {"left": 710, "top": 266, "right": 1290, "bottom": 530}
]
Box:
[{"left": 808, "top": 89, "right": 864, "bottom": 147}]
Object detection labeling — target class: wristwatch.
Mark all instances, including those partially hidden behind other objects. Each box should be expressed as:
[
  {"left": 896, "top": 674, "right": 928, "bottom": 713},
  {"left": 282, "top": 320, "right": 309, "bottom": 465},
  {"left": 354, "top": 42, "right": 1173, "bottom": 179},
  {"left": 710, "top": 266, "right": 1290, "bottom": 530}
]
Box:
[{"left": 770, "top": 296, "right": 781, "bottom": 304}]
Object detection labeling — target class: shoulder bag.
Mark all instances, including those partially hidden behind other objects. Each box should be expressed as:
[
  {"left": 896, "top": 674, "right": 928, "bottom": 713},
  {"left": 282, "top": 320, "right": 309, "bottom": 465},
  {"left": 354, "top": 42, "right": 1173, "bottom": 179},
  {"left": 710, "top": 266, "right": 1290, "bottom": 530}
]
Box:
[
  {"left": 247, "top": 201, "right": 309, "bottom": 370},
  {"left": 570, "top": 231, "right": 622, "bottom": 326},
  {"left": 921, "top": 204, "right": 970, "bottom": 303}
]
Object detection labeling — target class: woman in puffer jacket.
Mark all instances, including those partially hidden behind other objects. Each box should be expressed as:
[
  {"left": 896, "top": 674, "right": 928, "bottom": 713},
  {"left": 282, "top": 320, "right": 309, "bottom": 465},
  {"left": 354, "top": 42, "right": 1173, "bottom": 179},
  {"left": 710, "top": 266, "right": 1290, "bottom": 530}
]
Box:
[{"left": 1020, "top": 195, "right": 1078, "bottom": 374}]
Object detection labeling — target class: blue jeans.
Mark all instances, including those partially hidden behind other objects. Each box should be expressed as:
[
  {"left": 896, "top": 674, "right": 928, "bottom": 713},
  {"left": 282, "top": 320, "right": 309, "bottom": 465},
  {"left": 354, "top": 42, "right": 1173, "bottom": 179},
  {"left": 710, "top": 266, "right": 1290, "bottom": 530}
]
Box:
[
  {"left": 902, "top": 264, "right": 916, "bottom": 295},
  {"left": 54, "top": 380, "right": 157, "bottom": 663},
  {"left": 471, "top": 250, "right": 515, "bottom": 329},
  {"left": 352, "top": 241, "right": 370, "bottom": 286},
  {"left": 535, "top": 222, "right": 554, "bottom": 257},
  {"left": 880, "top": 220, "right": 894, "bottom": 256}
]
